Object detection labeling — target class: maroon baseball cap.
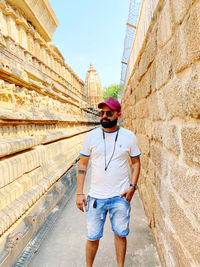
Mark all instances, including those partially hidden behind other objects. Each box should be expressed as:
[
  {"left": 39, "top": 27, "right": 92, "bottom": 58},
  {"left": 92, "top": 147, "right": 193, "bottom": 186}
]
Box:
[{"left": 98, "top": 97, "right": 121, "bottom": 112}]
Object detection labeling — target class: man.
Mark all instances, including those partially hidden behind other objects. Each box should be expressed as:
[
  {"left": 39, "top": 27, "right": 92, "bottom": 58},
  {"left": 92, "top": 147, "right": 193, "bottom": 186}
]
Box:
[{"left": 76, "top": 97, "right": 141, "bottom": 267}]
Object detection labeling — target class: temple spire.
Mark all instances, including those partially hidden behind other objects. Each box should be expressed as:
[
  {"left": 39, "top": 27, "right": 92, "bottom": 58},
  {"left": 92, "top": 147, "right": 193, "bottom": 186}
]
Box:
[{"left": 84, "top": 63, "right": 103, "bottom": 108}]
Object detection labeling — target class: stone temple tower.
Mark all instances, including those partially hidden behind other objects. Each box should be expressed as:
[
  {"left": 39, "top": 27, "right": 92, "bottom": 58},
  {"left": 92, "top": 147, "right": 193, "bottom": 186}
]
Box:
[{"left": 85, "top": 63, "right": 103, "bottom": 108}]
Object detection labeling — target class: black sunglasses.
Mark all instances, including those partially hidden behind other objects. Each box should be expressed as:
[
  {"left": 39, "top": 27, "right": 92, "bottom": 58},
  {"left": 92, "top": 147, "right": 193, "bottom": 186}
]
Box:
[{"left": 99, "top": 110, "right": 114, "bottom": 117}]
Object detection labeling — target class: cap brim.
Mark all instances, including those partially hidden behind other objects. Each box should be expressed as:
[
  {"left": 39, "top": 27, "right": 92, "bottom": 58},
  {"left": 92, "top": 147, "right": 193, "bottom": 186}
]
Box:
[{"left": 98, "top": 102, "right": 107, "bottom": 109}]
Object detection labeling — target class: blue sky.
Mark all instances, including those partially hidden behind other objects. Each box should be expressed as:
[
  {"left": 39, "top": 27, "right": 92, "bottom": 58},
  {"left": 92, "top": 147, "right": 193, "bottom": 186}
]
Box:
[{"left": 48, "top": 0, "right": 129, "bottom": 88}]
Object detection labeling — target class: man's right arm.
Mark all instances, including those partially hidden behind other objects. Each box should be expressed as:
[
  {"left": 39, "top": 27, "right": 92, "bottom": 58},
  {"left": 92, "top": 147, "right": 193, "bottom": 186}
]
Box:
[{"left": 76, "top": 155, "right": 90, "bottom": 212}]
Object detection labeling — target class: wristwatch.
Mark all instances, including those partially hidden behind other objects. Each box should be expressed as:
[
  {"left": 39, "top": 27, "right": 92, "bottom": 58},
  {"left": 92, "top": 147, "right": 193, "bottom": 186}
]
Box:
[{"left": 130, "top": 184, "right": 138, "bottom": 190}]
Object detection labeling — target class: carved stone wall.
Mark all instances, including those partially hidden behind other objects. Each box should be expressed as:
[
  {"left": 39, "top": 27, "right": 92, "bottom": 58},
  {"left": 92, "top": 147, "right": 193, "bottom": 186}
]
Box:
[
  {"left": 0, "top": 0, "right": 99, "bottom": 265},
  {"left": 121, "top": 0, "right": 200, "bottom": 266}
]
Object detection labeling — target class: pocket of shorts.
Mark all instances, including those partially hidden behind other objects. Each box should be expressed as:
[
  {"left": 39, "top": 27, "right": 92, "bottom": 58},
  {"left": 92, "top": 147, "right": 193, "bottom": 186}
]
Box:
[{"left": 122, "top": 196, "right": 130, "bottom": 204}]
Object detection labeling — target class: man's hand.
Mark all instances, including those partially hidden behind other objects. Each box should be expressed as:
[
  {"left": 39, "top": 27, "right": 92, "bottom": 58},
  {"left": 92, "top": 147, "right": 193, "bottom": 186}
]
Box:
[
  {"left": 120, "top": 187, "right": 135, "bottom": 202},
  {"left": 76, "top": 194, "right": 87, "bottom": 212}
]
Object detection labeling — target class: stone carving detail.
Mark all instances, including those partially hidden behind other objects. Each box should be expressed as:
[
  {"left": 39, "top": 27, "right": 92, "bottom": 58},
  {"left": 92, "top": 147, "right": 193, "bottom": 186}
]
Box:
[
  {"left": 0, "top": 1, "right": 84, "bottom": 100},
  {"left": 84, "top": 63, "right": 103, "bottom": 108},
  {"left": 5, "top": 232, "right": 23, "bottom": 249},
  {"left": 0, "top": 79, "right": 84, "bottom": 115}
]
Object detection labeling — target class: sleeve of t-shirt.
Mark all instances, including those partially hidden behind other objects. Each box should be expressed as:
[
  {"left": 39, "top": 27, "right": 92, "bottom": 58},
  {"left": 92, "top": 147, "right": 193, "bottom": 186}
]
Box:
[
  {"left": 80, "top": 133, "right": 91, "bottom": 157},
  {"left": 130, "top": 134, "right": 141, "bottom": 158}
]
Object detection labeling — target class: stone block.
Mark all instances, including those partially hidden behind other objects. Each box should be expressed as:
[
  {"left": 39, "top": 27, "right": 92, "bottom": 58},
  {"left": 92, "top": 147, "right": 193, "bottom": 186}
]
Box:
[
  {"left": 156, "top": 90, "right": 169, "bottom": 120},
  {"left": 156, "top": 40, "right": 173, "bottom": 90},
  {"left": 131, "top": 106, "right": 136, "bottom": 119},
  {"left": 136, "top": 119, "right": 145, "bottom": 135},
  {"left": 152, "top": 122, "right": 164, "bottom": 143},
  {"left": 147, "top": 90, "right": 168, "bottom": 122},
  {"left": 162, "top": 78, "right": 185, "bottom": 119},
  {"left": 172, "top": 1, "right": 200, "bottom": 72},
  {"left": 170, "top": 0, "right": 196, "bottom": 25},
  {"left": 137, "top": 134, "right": 150, "bottom": 156},
  {"left": 151, "top": 227, "right": 168, "bottom": 266},
  {"left": 150, "top": 143, "right": 169, "bottom": 179},
  {"left": 169, "top": 194, "right": 200, "bottom": 263},
  {"left": 135, "top": 99, "right": 148, "bottom": 119},
  {"left": 181, "top": 126, "right": 200, "bottom": 166},
  {"left": 140, "top": 154, "right": 149, "bottom": 177},
  {"left": 135, "top": 70, "right": 152, "bottom": 103},
  {"left": 147, "top": 93, "right": 160, "bottom": 121},
  {"left": 149, "top": 61, "right": 157, "bottom": 93},
  {"left": 157, "top": 0, "right": 173, "bottom": 48},
  {"left": 131, "top": 119, "right": 136, "bottom": 133},
  {"left": 168, "top": 229, "right": 194, "bottom": 267},
  {"left": 142, "top": 179, "right": 163, "bottom": 230},
  {"left": 152, "top": 191, "right": 166, "bottom": 234},
  {"left": 169, "top": 160, "right": 200, "bottom": 221},
  {"left": 148, "top": 159, "right": 156, "bottom": 186},
  {"left": 129, "top": 92, "right": 135, "bottom": 105},
  {"left": 163, "top": 124, "right": 181, "bottom": 155},
  {"left": 130, "top": 67, "right": 140, "bottom": 90},
  {"left": 144, "top": 120, "right": 152, "bottom": 139},
  {"left": 138, "top": 183, "right": 153, "bottom": 225},
  {"left": 177, "top": 62, "right": 200, "bottom": 119},
  {"left": 138, "top": 24, "right": 158, "bottom": 80}
]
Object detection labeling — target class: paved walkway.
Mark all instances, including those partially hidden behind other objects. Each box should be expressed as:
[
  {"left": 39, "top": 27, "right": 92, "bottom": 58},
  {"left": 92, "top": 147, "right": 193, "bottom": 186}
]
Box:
[{"left": 29, "top": 170, "right": 161, "bottom": 267}]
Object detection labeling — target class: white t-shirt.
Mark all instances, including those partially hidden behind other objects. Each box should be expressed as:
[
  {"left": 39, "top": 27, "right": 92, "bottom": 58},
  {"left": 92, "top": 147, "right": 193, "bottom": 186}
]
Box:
[{"left": 80, "top": 126, "right": 141, "bottom": 199}]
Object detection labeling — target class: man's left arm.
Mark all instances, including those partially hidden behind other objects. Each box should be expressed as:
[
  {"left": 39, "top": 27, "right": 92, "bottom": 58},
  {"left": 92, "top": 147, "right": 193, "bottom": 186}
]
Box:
[{"left": 120, "top": 156, "right": 141, "bottom": 202}]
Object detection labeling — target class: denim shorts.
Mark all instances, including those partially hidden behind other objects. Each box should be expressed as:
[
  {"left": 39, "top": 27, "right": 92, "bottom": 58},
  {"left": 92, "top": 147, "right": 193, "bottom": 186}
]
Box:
[{"left": 86, "top": 196, "right": 131, "bottom": 241}]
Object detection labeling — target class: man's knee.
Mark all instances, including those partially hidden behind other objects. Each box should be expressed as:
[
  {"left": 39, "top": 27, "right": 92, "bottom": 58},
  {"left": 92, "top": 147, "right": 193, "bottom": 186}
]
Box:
[{"left": 114, "top": 233, "right": 126, "bottom": 240}]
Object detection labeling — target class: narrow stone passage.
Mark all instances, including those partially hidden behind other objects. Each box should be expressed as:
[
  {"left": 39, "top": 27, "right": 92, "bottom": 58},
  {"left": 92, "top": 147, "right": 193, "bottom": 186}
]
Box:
[{"left": 29, "top": 169, "right": 161, "bottom": 267}]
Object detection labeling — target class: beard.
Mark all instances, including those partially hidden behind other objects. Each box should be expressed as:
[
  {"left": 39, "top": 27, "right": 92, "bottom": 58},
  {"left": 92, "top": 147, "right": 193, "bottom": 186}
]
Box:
[{"left": 100, "top": 118, "right": 118, "bottom": 128}]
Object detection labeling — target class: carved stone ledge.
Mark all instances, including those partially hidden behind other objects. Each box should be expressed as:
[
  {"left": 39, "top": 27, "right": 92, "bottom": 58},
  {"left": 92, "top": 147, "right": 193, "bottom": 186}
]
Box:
[
  {"left": 0, "top": 164, "right": 77, "bottom": 267},
  {"left": 0, "top": 31, "right": 6, "bottom": 47}
]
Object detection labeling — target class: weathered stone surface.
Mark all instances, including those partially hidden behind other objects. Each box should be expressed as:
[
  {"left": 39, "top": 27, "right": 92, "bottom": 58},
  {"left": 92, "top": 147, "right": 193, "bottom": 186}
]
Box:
[
  {"left": 135, "top": 99, "right": 148, "bottom": 119},
  {"left": 181, "top": 126, "right": 200, "bottom": 166},
  {"left": 169, "top": 160, "right": 200, "bottom": 221},
  {"left": 163, "top": 124, "right": 181, "bottom": 155},
  {"left": 138, "top": 23, "right": 158, "bottom": 80},
  {"left": 162, "top": 78, "right": 185, "bottom": 119},
  {"left": 137, "top": 134, "right": 150, "bottom": 156},
  {"left": 172, "top": 1, "right": 200, "bottom": 72},
  {"left": 168, "top": 230, "right": 194, "bottom": 267},
  {"left": 140, "top": 155, "right": 149, "bottom": 177},
  {"left": 170, "top": 0, "right": 196, "bottom": 25},
  {"left": 121, "top": 0, "right": 200, "bottom": 265},
  {"left": 147, "top": 91, "right": 169, "bottom": 121},
  {"left": 156, "top": 40, "right": 173, "bottom": 90},
  {"left": 177, "top": 62, "right": 200, "bottom": 119},
  {"left": 157, "top": 0, "right": 173, "bottom": 48},
  {"left": 152, "top": 122, "right": 164, "bottom": 143},
  {"left": 134, "top": 70, "right": 152, "bottom": 103},
  {"left": 136, "top": 119, "right": 145, "bottom": 134},
  {"left": 169, "top": 195, "right": 200, "bottom": 263},
  {"left": 147, "top": 93, "right": 160, "bottom": 121}
]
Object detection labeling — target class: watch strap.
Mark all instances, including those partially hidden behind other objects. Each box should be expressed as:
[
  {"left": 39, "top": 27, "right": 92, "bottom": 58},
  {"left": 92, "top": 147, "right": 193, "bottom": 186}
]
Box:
[{"left": 130, "top": 184, "right": 137, "bottom": 190}]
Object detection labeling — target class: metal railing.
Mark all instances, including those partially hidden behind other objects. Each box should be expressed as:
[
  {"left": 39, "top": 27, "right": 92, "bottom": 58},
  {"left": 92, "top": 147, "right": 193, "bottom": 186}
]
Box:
[
  {"left": 119, "top": 0, "right": 161, "bottom": 99},
  {"left": 119, "top": 0, "right": 142, "bottom": 99}
]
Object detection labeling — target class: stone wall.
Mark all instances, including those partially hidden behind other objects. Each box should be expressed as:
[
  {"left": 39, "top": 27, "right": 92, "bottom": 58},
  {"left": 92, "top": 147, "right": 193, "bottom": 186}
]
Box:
[
  {"left": 122, "top": 0, "right": 200, "bottom": 266},
  {"left": 0, "top": 0, "right": 99, "bottom": 265}
]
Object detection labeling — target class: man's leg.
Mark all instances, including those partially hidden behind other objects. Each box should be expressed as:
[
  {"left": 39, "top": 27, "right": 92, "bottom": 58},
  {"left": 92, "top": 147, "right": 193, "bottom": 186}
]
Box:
[
  {"left": 86, "top": 239, "right": 99, "bottom": 267},
  {"left": 109, "top": 196, "right": 130, "bottom": 267},
  {"left": 114, "top": 233, "right": 127, "bottom": 267}
]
